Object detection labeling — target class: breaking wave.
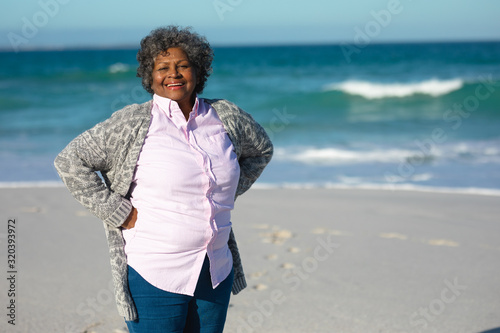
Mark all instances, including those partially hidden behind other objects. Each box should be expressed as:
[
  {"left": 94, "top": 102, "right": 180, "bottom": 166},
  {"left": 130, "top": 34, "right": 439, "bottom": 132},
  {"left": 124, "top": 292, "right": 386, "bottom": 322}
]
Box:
[{"left": 323, "top": 79, "right": 464, "bottom": 99}]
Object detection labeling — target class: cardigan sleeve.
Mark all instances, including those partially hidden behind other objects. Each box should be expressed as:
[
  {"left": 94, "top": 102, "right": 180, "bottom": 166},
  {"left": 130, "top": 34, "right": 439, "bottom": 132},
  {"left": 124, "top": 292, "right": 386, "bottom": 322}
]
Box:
[
  {"left": 233, "top": 106, "right": 274, "bottom": 197},
  {"left": 54, "top": 116, "right": 133, "bottom": 228}
]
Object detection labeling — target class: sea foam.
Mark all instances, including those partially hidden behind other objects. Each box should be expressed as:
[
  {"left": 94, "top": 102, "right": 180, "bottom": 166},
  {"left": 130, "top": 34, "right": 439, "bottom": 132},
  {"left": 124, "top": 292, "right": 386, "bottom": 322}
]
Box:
[
  {"left": 275, "top": 147, "right": 430, "bottom": 165},
  {"left": 252, "top": 182, "right": 500, "bottom": 197},
  {"left": 324, "top": 79, "right": 464, "bottom": 99},
  {"left": 108, "top": 62, "right": 130, "bottom": 74},
  {"left": 274, "top": 142, "right": 500, "bottom": 166}
]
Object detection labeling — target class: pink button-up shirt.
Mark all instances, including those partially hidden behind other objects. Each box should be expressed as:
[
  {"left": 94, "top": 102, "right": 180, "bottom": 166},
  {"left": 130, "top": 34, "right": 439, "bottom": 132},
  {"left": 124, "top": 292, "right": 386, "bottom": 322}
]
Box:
[{"left": 122, "top": 94, "right": 240, "bottom": 296}]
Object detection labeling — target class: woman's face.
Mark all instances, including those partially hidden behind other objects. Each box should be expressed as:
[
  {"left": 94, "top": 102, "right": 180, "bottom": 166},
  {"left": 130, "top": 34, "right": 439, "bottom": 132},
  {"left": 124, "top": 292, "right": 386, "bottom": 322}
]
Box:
[{"left": 151, "top": 47, "right": 198, "bottom": 110}]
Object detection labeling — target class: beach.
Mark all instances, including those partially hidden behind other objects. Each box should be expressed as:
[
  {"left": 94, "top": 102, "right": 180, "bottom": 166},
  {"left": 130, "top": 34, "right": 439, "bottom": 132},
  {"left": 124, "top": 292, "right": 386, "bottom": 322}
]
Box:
[
  {"left": 1, "top": 8, "right": 499, "bottom": 333},
  {"left": 1, "top": 186, "right": 499, "bottom": 333}
]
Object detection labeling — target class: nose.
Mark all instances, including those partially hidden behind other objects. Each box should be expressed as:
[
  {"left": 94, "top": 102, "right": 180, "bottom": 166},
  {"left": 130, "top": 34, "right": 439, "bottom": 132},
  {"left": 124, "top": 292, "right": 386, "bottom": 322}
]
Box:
[{"left": 167, "top": 67, "right": 181, "bottom": 78}]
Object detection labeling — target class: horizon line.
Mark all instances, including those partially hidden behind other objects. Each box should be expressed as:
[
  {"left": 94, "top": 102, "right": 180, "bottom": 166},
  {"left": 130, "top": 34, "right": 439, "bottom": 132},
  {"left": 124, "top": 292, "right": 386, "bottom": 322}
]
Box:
[{"left": 1, "top": 38, "right": 500, "bottom": 53}]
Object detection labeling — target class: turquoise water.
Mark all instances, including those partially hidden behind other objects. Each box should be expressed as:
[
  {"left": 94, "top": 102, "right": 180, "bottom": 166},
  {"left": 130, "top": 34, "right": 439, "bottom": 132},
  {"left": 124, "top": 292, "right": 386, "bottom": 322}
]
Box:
[{"left": 1, "top": 42, "right": 500, "bottom": 192}]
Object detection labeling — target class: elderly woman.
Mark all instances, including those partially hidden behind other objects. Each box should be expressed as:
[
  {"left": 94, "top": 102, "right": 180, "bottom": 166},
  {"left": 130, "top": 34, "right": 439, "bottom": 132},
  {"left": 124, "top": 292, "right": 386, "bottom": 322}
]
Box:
[{"left": 54, "top": 26, "right": 273, "bottom": 332}]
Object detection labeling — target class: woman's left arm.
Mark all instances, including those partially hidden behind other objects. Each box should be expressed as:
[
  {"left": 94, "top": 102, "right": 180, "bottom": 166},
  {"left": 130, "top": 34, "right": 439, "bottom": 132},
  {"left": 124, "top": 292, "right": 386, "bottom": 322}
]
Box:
[
  {"left": 228, "top": 104, "right": 273, "bottom": 294},
  {"left": 234, "top": 107, "right": 274, "bottom": 197}
]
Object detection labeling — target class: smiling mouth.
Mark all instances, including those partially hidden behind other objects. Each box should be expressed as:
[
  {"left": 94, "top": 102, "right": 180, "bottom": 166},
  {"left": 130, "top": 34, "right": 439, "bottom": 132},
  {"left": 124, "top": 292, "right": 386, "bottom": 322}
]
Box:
[{"left": 167, "top": 83, "right": 184, "bottom": 87}]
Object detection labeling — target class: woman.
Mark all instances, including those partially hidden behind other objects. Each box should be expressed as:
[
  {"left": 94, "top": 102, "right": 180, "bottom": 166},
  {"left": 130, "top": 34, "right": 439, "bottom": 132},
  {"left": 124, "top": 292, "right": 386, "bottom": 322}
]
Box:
[{"left": 54, "top": 26, "right": 273, "bottom": 332}]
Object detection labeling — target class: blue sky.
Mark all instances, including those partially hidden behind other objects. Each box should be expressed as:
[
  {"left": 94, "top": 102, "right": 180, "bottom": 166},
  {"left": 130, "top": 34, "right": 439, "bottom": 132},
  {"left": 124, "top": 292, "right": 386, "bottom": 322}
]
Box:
[{"left": 1, "top": 0, "right": 499, "bottom": 50}]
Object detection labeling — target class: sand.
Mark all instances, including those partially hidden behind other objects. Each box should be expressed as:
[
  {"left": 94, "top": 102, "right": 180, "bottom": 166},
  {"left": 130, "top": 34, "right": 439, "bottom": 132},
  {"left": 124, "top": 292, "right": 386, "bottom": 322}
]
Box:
[{"left": 0, "top": 186, "right": 499, "bottom": 333}]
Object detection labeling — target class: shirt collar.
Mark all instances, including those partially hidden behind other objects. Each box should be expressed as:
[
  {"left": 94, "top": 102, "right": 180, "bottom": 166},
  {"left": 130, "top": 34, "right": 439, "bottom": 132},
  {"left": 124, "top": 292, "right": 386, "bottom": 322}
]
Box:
[{"left": 153, "top": 94, "right": 200, "bottom": 118}]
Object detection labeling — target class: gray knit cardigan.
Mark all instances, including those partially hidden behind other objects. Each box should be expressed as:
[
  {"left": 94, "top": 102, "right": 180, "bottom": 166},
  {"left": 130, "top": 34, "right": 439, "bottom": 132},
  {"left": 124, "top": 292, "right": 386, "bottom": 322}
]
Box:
[{"left": 54, "top": 99, "right": 273, "bottom": 321}]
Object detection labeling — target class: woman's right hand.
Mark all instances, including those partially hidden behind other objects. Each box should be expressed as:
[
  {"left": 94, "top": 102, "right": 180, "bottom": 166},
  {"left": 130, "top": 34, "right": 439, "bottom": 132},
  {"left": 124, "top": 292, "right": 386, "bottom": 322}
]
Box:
[{"left": 121, "top": 207, "right": 138, "bottom": 229}]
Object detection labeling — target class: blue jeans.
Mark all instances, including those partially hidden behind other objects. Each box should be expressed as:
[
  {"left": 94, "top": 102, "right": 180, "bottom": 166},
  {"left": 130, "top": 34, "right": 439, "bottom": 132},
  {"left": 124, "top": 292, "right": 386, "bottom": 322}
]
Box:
[{"left": 126, "top": 256, "right": 234, "bottom": 333}]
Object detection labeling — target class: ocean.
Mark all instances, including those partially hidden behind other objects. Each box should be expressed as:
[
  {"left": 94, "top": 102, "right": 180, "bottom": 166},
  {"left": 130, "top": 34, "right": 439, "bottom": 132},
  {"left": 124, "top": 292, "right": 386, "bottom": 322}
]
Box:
[{"left": 1, "top": 41, "right": 500, "bottom": 194}]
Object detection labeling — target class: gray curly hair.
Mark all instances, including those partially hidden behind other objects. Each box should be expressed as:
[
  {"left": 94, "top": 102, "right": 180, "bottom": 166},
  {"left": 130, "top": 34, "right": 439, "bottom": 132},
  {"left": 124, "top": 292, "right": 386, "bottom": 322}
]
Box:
[{"left": 136, "top": 26, "right": 214, "bottom": 95}]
